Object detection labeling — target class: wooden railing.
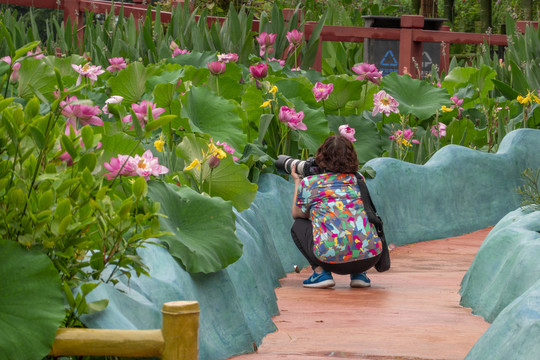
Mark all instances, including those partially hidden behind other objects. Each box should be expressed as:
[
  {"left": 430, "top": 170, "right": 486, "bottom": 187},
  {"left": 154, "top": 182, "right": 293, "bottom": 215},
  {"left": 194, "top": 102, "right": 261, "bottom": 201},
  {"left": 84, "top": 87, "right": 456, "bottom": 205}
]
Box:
[
  {"left": 49, "top": 301, "right": 200, "bottom": 360},
  {"left": 1, "top": 0, "right": 538, "bottom": 77}
]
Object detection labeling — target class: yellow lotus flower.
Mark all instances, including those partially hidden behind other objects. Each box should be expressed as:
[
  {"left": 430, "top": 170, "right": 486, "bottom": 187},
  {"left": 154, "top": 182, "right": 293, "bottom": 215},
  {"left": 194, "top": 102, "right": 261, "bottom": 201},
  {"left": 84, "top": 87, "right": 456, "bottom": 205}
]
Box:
[
  {"left": 269, "top": 85, "right": 278, "bottom": 95},
  {"left": 440, "top": 105, "right": 453, "bottom": 113},
  {"left": 517, "top": 91, "right": 534, "bottom": 105},
  {"left": 184, "top": 158, "right": 201, "bottom": 171},
  {"left": 207, "top": 139, "right": 227, "bottom": 159},
  {"left": 399, "top": 138, "right": 412, "bottom": 148},
  {"left": 154, "top": 134, "right": 165, "bottom": 152},
  {"left": 212, "top": 147, "right": 227, "bottom": 159},
  {"left": 260, "top": 100, "right": 272, "bottom": 108}
]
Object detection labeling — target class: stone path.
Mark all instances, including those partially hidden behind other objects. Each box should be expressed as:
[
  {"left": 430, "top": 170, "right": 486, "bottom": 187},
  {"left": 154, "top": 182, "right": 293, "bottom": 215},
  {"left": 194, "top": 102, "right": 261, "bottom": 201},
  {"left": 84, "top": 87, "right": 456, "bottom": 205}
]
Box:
[{"left": 231, "top": 228, "right": 491, "bottom": 360}]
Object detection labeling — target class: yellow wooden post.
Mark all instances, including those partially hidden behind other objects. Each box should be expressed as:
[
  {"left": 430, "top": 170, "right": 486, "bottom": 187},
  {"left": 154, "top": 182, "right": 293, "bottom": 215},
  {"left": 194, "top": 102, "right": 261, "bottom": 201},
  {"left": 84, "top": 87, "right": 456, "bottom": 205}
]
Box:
[{"left": 161, "top": 301, "right": 200, "bottom": 360}]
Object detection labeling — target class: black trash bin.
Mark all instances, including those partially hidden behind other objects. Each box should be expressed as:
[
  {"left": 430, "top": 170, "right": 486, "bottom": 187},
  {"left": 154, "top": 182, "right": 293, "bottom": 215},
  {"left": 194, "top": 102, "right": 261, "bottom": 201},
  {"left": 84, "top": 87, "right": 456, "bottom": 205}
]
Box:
[{"left": 362, "top": 16, "right": 447, "bottom": 76}]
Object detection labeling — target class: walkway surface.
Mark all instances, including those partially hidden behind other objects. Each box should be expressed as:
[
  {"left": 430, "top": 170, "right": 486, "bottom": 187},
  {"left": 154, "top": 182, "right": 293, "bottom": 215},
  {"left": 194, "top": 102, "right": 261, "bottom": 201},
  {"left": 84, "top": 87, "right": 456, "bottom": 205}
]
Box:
[{"left": 232, "top": 228, "right": 492, "bottom": 360}]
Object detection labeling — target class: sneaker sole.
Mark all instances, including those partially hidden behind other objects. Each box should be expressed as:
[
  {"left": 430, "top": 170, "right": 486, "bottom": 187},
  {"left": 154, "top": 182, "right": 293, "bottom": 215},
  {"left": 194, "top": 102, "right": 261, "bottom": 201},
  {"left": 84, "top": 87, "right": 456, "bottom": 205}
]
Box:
[
  {"left": 303, "top": 279, "right": 336, "bottom": 288},
  {"left": 350, "top": 280, "right": 371, "bottom": 288}
]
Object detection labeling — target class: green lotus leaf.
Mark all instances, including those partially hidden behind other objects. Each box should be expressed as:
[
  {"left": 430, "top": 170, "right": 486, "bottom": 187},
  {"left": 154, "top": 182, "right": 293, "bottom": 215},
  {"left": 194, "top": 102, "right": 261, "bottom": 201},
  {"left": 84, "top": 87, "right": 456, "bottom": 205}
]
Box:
[
  {"left": 168, "top": 51, "right": 217, "bottom": 68},
  {"left": 100, "top": 132, "right": 145, "bottom": 162},
  {"left": 441, "top": 66, "right": 478, "bottom": 95},
  {"left": 0, "top": 240, "right": 65, "bottom": 360},
  {"left": 146, "top": 66, "right": 185, "bottom": 92},
  {"left": 382, "top": 72, "right": 452, "bottom": 121},
  {"left": 147, "top": 181, "right": 243, "bottom": 273},
  {"left": 323, "top": 75, "right": 364, "bottom": 111},
  {"left": 17, "top": 58, "right": 56, "bottom": 101},
  {"left": 274, "top": 77, "right": 318, "bottom": 108},
  {"left": 107, "top": 62, "right": 160, "bottom": 104},
  {"left": 327, "top": 114, "right": 384, "bottom": 164},
  {"left": 182, "top": 86, "right": 247, "bottom": 151},
  {"left": 468, "top": 65, "right": 496, "bottom": 97},
  {"left": 213, "top": 62, "right": 244, "bottom": 100},
  {"left": 176, "top": 133, "right": 258, "bottom": 211}
]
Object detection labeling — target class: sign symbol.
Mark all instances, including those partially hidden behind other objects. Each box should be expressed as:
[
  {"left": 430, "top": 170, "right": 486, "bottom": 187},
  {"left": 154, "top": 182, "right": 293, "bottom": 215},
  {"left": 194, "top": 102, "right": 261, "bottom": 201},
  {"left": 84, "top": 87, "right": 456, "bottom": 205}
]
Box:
[
  {"left": 422, "top": 51, "right": 433, "bottom": 68},
  {"left": 380, "top": 50, "right": 398, "bottom": 66}
]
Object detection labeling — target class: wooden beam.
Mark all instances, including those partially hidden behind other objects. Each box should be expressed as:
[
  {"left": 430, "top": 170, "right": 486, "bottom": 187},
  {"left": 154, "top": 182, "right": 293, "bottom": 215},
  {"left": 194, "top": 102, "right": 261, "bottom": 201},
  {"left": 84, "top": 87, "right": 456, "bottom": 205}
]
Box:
[{"left": 50, "top": 329, "right": 163, "bottom": 357}]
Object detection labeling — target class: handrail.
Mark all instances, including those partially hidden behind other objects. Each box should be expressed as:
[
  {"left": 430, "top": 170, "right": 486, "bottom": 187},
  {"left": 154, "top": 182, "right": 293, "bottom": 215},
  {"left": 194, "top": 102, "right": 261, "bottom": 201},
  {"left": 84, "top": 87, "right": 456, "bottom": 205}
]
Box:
[{"left": 49, "top": 301, "right": 200, "bottom": 360}]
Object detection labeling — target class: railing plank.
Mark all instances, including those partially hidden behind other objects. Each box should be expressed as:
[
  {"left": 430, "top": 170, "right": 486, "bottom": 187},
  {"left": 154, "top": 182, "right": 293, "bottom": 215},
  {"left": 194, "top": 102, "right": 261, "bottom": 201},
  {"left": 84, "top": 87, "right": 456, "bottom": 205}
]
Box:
[
  {"left": 50, "top": 329, "right": 163, "bottom": 357},
  {"left": 413, "top": 29, "right": 508, "bottom": 46}
]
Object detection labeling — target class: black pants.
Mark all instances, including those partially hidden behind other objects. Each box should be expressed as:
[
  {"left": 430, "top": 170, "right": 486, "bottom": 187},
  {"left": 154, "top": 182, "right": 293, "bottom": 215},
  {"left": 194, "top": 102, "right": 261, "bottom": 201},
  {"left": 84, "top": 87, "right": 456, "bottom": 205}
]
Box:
[{"left": 291, "top": 218, "right": 381, "bottom": 275}]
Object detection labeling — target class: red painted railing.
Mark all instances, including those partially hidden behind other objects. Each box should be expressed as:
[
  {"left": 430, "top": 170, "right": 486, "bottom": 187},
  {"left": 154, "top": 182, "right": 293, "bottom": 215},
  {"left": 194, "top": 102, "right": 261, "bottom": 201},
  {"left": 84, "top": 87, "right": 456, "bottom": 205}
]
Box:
[{"left": 0, "top": 0, "right": 538, "bottom": 78}]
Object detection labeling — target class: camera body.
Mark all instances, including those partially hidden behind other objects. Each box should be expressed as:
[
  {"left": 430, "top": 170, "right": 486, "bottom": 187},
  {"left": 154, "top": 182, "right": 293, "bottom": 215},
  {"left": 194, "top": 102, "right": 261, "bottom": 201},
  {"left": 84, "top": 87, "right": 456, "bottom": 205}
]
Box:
[{"left": 275, "top": 155, "right": 320, "bottom": 177}]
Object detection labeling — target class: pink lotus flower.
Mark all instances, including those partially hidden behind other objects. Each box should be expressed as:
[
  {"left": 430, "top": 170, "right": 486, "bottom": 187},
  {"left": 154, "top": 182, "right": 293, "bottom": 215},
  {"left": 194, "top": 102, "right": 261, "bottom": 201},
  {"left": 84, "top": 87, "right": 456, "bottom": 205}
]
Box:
[
  {"left": 216, "top": 140, "right": 239, "bottom": 161},
  {"left": 27, "top": 46, "right": 45, "bottom": 59},
  {"left": 60, "top": 96, "right": 103, "bottom": 128},
  {"left": 286, "top": 29, "right": 303, "bottom": 52},
  {"left": 269, "top": 58, "right": 285, "bottom": 66},
  {"left": 106, "top": 57, "right": 127, "bottom": 73},
  {"left": 10, "top": 62, "right": 21, "bottom": 82},
  {"left": 352, "top": 63, "right": 382, "bottom": 84},
  {"left": 389, "top": 129, "right": 420, "bottom": 144},
  {"left": 72, "top": 63, "right": 105, "bottom": 85},
  {"left": 431, "top": 122, "right": 447, "bottom": 138},
  {"left": 450, "top": 96, "right": 464, "bottom": 116},
  {"left": 256, "top": 32, "right": 277, "bottom": 57},
  {"left": 207, "top": 61, "right": 226, "bottom": 75},
  {"left": 1, "top": 56, "right": 21, "bottom": 82},
  {"left": 339, "top": 124, "right": 356, "bottom": 142},
  {"left": 217, "top": 53, "right": 239, "bottom": 63},
  {"left": 104, "top": 150, "right": 168, "bottom": 180},
  {"left": 122, "top": 100, "right": 166, "bottom": 128},
  {"left": 130, "top": 150, "right": 170, "bottom": 180},
  {"left": 279, "top": 106, "right": 307, "bottom": 131},
  {"left": 172, "top": 48, "right": 190, "bottom": 57},
  {"left": 372, "top": 90, "right": 399, "bottom": 117},
  {"left": 102, "top": 95, "right": 124, "bottom": 115},
  {"left": 312, "top": 82, "right": 334, "bottom": 102},
  {"left": 103, "top": 154, "right": 138, "bottom": 180},
  {"left": 249, "top": 63, "right": 268, "bottom": 79}
]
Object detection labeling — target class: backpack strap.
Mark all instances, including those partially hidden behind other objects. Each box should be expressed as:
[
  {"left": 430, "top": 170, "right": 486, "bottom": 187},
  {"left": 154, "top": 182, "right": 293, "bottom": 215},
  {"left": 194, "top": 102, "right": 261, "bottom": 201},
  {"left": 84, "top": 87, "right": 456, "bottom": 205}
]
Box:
[{"left": 354, "top": 172, "right": 382, "bottom": 232}]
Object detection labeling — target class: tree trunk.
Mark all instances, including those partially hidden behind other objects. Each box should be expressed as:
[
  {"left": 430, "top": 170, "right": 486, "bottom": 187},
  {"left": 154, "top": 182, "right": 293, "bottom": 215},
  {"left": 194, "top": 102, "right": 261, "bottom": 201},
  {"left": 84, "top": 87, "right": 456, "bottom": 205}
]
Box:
[
  {"left": 421, "top": 0, "right": 438, "bottom": 18},
  {"left": 479, "top": 0, "right": 492, "bottom": 32},
  {"left": 444, "top": 0, "right": 454, "bottom": 24},
  {"left": 521, "top": 0, "right": 533, "bottom": 20}
]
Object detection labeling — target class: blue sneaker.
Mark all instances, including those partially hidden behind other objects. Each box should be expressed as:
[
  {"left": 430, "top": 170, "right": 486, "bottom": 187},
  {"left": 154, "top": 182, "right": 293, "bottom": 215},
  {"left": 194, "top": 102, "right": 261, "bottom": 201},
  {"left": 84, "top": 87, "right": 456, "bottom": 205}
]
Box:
[
  {"left": 303, "top": 269, "right": 335, "bottom": 288},
  {"left": 350, "top": 272, "right": 371, "bottom": 288}
]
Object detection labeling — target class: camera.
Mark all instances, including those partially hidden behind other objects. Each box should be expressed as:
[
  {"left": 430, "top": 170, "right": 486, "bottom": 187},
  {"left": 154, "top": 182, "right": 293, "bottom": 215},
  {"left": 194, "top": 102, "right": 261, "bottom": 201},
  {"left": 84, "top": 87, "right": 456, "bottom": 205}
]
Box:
[{"left": 275, "top": 155, "right": 320, "bottom": 177}]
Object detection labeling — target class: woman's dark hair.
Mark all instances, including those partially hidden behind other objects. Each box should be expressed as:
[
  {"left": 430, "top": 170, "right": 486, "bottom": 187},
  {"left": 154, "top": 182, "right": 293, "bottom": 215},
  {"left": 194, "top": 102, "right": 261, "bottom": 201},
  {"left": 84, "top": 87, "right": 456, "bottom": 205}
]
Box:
[{"left": 315, "top": 135, "right": 359, "bottom": 174}]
